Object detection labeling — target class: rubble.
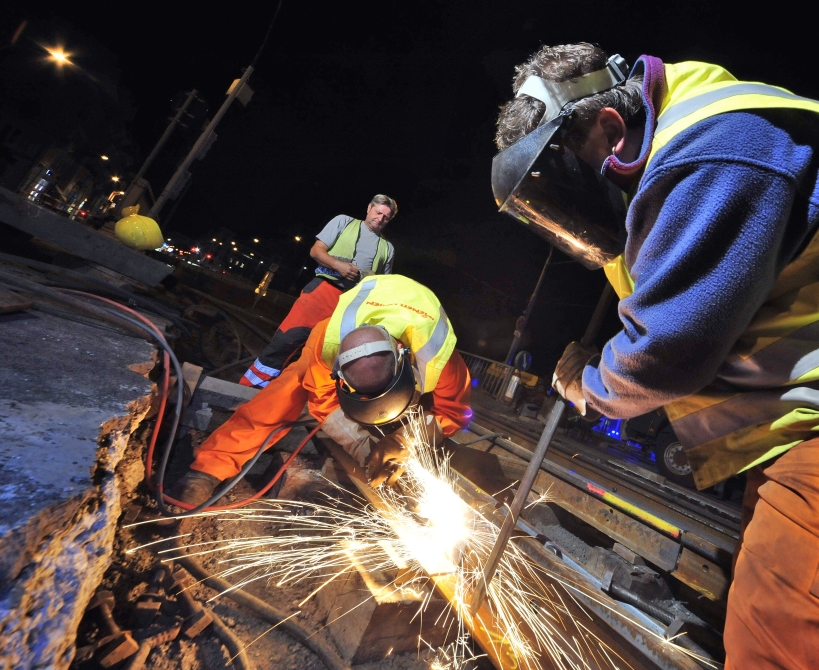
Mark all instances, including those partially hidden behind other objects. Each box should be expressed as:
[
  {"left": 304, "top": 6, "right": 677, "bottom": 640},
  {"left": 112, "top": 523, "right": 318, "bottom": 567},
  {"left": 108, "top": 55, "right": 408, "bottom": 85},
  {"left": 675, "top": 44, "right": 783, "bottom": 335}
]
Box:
[{"left": 0, "top": 308, "right": 156, "bottom": 669}]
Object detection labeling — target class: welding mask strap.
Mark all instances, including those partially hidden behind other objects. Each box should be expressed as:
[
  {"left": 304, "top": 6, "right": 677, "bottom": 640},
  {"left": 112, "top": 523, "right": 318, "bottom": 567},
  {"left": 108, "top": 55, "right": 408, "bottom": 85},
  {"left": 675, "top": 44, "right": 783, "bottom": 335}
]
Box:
[{"left": 516, "top": 54, "right": 628, "bottom": 124}]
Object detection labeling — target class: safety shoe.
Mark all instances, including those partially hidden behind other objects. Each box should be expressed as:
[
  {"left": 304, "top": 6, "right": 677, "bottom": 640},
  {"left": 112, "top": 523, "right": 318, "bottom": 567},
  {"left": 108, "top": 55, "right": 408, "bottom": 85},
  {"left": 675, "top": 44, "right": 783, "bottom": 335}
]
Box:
[{"left": 170, "top": 470, "right": 221, "bottom": 506}]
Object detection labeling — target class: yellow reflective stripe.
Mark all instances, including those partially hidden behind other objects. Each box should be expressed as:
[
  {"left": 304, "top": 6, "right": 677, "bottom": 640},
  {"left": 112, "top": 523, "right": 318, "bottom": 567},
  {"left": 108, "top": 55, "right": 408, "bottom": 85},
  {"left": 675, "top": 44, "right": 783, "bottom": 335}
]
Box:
[
  {"left": 738, "top": 440, "right": 803, "bottom": 474},
  {"left": 602, "top": 255, "right": 634, "bottom": 299},
  {"left": 414, "top": 305, "right": 451, "bottom": 391},
  {"left": 339, "top": 276, "right": 377, "bottom": 339},
  {"left": 321, "top": 275, "right": 457, "bottom": 392},
  {"left": 650, "top": 86, "right": 819, "bottom": 167},
  {"left": 655, "top": 83, "right": 814, "bottom": 135}
]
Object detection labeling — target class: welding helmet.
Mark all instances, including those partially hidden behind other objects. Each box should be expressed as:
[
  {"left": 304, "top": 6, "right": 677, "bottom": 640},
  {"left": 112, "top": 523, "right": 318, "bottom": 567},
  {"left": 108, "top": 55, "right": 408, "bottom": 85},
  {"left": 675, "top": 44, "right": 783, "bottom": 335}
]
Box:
[
  {"left": 491, "top": 55, "right": 630, "bottom": 269},
  {"left": 333, "top": 327, "right": 419, "bottom": 426}
]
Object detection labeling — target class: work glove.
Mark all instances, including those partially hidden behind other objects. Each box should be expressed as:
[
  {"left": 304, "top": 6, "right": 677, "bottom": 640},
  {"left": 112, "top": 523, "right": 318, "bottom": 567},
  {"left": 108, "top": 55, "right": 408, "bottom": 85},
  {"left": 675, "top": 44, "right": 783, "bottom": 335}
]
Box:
[
  {"left": 321, "top": 409, "right": 374, "bottom": 467},
  {"left": 366, "top": 413, "right": 443, "bottom": 488},
  {"left": 552, "top": 341, "right": 599, "bottom": 418}
]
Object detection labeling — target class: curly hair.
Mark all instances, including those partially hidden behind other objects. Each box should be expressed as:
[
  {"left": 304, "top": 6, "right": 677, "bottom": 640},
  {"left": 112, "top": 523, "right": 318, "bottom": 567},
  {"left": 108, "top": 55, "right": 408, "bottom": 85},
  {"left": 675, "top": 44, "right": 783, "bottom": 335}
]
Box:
[{"left": 495, "top": 43, "right": 644, "bottom": 150}]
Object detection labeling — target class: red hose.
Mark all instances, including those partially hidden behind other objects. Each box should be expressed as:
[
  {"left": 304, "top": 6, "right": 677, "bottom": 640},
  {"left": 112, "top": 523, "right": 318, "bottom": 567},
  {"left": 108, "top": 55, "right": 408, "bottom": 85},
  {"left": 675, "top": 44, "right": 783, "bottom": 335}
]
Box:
[
  {"left": 60, "top": 289, "right": 321, "bottom": 512},
  {"left": 161, "top": 424, "right": 322, "bottom": 511}
]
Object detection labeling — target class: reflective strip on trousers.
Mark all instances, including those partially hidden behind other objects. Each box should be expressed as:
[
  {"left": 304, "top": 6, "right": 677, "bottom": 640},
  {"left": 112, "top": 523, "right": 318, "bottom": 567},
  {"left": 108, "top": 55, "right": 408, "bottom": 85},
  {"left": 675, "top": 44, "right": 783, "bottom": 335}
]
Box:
[
  {"left": 252, "top": 358, "right": 281, "bottom": 378},
  {"left": 243, "top": 369, "right": 271, "bottom": 388}
]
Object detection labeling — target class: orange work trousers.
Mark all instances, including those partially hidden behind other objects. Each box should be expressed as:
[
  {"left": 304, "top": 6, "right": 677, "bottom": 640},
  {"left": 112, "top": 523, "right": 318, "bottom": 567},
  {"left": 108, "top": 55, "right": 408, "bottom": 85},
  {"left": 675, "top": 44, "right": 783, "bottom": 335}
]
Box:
[
  {"left": 192, "top": 318, "right": 472, "bottom": 480},
  {"left": 724, "top": 438, "right": 819, "bottom": 669}
]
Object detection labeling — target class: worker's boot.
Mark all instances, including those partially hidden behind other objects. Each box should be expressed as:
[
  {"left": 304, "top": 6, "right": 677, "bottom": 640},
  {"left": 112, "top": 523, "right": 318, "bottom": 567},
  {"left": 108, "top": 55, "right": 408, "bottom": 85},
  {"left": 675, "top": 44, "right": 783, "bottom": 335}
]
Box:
[{"left": 170, "top": 470, "right": 221, "bottom": 506}]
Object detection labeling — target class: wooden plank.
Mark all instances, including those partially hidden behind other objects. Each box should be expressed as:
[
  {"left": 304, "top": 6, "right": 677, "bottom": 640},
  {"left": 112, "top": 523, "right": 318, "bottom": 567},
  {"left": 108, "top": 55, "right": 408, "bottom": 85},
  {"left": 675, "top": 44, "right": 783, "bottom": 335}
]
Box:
[
  {"left": 0, "top": 286, "right": 32, "bottom": 314},
  {"left": 0, "top": 187, "right": 173, "bottom": 287}
]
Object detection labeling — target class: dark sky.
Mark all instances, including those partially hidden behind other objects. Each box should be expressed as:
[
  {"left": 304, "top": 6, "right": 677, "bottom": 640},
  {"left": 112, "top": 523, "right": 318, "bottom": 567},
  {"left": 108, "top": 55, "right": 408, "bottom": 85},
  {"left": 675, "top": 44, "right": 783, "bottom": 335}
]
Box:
[{"left": 7, "top": 2, "right": 819, "bottom": 375}]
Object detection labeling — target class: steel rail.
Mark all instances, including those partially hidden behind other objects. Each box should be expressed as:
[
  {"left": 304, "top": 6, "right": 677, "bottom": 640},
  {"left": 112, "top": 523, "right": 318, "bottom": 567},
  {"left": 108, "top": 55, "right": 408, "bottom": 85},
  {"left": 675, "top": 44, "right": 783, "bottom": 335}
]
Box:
[
  {"left": 475, "top": 409, "right": 741, "bottom": 529},
  {"left": 470, "top": 415, "right": 740, "bottom": 539},
  {"left": 319, "top": 439, "right": 703, "bottom": 670},
  {"left": 463, "top": 421, "right": 737, "bottom": 557}
]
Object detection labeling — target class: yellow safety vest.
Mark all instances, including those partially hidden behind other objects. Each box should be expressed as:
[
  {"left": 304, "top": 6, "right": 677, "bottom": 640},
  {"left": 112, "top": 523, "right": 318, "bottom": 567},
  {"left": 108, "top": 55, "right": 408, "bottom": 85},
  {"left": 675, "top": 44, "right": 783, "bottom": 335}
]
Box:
[
  {"left": 322, "top": 275, "right": 457, "bottom": 394},
  {"left": 605, "top": 61, "right": 819, "bottom": 489},
  {"left": 315, "top": 219, "right": 390, "bottom": 281}
]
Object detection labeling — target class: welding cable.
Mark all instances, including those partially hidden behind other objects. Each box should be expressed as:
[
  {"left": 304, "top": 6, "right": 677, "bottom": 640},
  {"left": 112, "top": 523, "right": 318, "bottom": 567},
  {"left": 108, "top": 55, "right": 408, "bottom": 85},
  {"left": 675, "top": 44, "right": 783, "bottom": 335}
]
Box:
[
  {"left": 58, "top": 288, "right": 320, "bottom": 517},
  {"left": 90, "top": 301, "right": 318, "bottom": 516},
  {"left": 173, "top": 526, "right": 350, "bottom": 670},
  {"left": 209, "top": 611, "right": 255, "bottom": 670},
  {"left": 156, "top": 422, "right": 320, "bottom": 517}
]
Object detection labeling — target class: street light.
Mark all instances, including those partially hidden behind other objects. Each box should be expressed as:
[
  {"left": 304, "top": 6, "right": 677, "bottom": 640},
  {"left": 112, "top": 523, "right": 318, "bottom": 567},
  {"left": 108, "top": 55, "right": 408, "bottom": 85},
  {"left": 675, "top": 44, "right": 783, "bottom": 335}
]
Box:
[
  {"left": 253, "top": 238, "right": 259, "bottom": 243},
  {"left": 111, "top": 176, "right": 120, "bottom": 182},
  {"left": 46, "top": 47, "right": 72, "bottom": 67},
  {"left": 100, "top": 155, "right": 109, "bottom": 161},
  {"left": 294, "top": 236, "right": 302, "bottom": 242}
]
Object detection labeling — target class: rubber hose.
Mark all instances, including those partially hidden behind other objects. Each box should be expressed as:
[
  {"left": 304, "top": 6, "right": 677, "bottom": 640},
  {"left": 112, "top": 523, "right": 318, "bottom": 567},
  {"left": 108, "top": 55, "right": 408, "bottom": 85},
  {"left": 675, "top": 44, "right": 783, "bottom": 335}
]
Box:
[
  {"left": 173, "top": 532, "right": 349, "bottom": 670},
  {"left": 210, "top": 611, "right": 255, "bottom": 670}
]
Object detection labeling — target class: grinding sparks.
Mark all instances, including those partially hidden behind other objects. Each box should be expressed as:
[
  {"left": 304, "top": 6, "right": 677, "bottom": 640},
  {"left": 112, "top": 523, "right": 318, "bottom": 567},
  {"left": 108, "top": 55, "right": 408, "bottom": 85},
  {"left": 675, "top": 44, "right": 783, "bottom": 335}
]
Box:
[{"left": 136, "top": 408, "right": 712, "bottom": 669}]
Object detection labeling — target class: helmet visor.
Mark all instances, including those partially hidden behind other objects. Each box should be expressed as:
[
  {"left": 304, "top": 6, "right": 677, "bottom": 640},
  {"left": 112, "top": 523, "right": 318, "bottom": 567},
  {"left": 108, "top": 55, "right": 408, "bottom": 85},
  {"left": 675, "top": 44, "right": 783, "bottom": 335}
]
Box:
[
  {"left": 491, "top": 115, "right": 627, "bottom": 269},
  {"left": 335, "top": 354, "right": 417, "bottom": 426}
]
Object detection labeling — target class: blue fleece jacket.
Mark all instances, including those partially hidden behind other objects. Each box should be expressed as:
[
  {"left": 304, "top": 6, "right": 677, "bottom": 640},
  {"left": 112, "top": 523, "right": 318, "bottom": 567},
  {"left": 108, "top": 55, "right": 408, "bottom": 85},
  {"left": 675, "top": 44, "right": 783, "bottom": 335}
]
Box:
[{"left": 583, "top": 109, "right": 819, "bottom": 418}]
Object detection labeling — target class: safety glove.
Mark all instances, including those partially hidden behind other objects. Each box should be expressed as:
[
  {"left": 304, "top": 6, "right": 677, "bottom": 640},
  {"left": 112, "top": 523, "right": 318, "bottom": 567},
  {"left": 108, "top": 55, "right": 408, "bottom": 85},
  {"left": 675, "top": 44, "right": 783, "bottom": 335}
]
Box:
[
  {"left": 367, "top": 413, "right": 443, "bottom": 488},
  {"left": 321, "top": 409, "right": 374, "bottom": 467},
  {"left": 552, "top": 341, "right": 600, "bottom": 419}
]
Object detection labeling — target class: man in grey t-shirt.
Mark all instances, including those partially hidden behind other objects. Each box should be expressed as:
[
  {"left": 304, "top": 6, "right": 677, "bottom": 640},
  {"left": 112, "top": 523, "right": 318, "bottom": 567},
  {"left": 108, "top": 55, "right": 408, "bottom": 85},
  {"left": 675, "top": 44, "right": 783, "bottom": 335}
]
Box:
[{"left": 241, "top": 194, "right": 397, "bottom": 388}]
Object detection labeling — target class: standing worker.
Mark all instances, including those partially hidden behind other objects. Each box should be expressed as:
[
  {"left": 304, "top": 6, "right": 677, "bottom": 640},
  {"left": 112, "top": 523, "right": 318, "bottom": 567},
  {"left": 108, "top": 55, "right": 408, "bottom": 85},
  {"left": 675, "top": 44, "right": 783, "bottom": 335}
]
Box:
[
  {"left": 492, "top": 43, "right": 819, "bottom": 668},
  {"left": 173, "top": 274, "right": 472, "bottom": 503},
  {"left": 242, "top": 194, "right": 397, "bottom": 388}
]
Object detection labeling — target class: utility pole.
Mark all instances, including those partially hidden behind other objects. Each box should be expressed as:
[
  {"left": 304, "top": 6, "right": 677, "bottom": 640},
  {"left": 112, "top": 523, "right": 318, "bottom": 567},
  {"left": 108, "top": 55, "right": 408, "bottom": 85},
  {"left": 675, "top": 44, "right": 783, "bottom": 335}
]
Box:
[
  {"left": 150, "top": 66, "right": 254, "bottom": 222},
  {"left": 120, "top": 89, "right": 199, "bottom": 210}
]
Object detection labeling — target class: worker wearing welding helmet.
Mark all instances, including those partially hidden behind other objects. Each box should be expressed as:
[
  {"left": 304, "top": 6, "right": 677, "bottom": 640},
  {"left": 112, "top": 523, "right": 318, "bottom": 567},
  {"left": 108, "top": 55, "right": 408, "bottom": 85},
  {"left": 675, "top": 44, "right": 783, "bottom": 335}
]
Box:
[
  {"left": 173, "top": 274, "right": 471, "bottom": 500},
  {"left": 493, "top": 42, "right": 819, "bottom": 668}
]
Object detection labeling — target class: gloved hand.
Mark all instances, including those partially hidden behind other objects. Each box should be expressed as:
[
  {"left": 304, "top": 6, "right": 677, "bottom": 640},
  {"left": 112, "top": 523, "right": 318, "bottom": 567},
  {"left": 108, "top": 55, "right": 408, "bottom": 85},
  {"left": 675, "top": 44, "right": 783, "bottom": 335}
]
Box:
[
  {"left": 366, "top": 413, "right": 443, "bottom": 488},
  {"left": 552, "top": 341, "right": 598, "bottom": 417},
  {"left": 367, "top": 432, "right": 408, "bottom": 488},
  {"left": 321, "top": 409, "right": 374, "bottom": 467}
]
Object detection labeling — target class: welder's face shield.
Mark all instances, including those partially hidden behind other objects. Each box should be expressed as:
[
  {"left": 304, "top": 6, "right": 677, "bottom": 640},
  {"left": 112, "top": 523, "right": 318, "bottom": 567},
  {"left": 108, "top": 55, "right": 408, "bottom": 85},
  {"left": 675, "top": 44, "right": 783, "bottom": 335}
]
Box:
[
  {"left": 334, "top": 338, "right": 419, "bottom": 426},
  {"left": 492, "top": 113, "right": 627, "bottom": 269}
]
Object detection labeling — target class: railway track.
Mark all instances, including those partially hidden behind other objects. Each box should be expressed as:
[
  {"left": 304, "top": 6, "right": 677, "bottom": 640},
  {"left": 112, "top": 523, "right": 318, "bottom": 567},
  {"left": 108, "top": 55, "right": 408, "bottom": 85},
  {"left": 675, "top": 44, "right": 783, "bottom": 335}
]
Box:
[{"left": 447, "top": 408, "right": 740, "bottom": 614}]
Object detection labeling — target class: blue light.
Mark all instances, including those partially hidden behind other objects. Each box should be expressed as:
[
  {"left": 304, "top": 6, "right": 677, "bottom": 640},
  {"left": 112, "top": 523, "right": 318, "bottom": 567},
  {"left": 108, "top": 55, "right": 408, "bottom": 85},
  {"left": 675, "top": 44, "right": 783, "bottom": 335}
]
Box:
[{"left": 471, "top": 378, "right": 479, "bottom": 387}]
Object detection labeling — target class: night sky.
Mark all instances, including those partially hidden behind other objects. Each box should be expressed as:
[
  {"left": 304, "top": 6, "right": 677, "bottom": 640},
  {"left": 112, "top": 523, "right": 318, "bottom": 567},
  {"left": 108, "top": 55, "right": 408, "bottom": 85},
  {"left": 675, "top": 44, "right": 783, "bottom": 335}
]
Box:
[{"left": 7, "top": 2, "right": 819, "bottom": 375}]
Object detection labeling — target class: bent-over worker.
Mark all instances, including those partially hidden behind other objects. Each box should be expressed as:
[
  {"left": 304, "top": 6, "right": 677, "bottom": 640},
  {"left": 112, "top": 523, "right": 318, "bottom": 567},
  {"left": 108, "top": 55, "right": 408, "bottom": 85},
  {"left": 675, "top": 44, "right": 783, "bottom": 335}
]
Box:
[
  {"left": 174, "top": 274, "right": 472, "bottom": 504},
  {"left": 242, "top": 194, "right": 397, "bottom": 388}
]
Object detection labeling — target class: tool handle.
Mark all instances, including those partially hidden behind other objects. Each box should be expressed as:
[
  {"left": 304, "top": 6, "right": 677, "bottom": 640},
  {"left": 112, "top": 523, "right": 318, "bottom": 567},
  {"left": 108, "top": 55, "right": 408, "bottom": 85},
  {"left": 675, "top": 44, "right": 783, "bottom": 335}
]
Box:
[{"left": 470, "top": 397, "right": 567, "bottom": 611}]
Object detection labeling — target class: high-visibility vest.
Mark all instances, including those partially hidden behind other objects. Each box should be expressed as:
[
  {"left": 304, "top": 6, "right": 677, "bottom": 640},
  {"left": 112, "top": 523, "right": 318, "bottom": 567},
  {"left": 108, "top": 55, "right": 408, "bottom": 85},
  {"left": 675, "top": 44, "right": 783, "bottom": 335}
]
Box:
[
  {"left": 605, "top": 60, "right": 819, "bottom": 489},
  {"left": 315, "top": 219, "right": 390, "bottom": 281},
  {"left": 321, "top": 274, "right": 457, "bottom": 394}
]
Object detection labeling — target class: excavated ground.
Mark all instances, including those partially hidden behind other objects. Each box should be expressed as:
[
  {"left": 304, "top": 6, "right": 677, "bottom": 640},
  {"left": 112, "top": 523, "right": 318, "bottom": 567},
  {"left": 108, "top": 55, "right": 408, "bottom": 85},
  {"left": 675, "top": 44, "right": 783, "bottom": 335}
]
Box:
[{"left": 71, "top": 426, "right": 483, "bottom": 670}]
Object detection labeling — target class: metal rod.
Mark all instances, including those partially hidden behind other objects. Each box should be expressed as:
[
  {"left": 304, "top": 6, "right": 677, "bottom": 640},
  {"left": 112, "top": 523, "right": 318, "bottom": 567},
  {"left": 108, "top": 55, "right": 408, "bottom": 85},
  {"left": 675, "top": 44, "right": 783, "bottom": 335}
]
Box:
[{"left": 469, "top": 397, "right": 567, "bottom": 611}]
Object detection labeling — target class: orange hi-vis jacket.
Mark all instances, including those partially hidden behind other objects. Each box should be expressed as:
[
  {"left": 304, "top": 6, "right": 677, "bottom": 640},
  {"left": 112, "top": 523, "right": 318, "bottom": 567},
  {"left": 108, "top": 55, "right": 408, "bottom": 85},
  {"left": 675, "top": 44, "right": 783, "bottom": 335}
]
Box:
[{"left": 191, "top": 318, "right": 472, "bottom": 481}]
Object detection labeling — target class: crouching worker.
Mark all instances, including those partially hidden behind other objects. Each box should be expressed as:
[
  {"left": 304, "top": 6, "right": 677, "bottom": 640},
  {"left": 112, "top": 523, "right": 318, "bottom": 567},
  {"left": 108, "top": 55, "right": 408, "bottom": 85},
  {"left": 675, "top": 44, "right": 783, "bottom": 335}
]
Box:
[{"left": 172, "top": 274, "right": 472, "bottom": 504}]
